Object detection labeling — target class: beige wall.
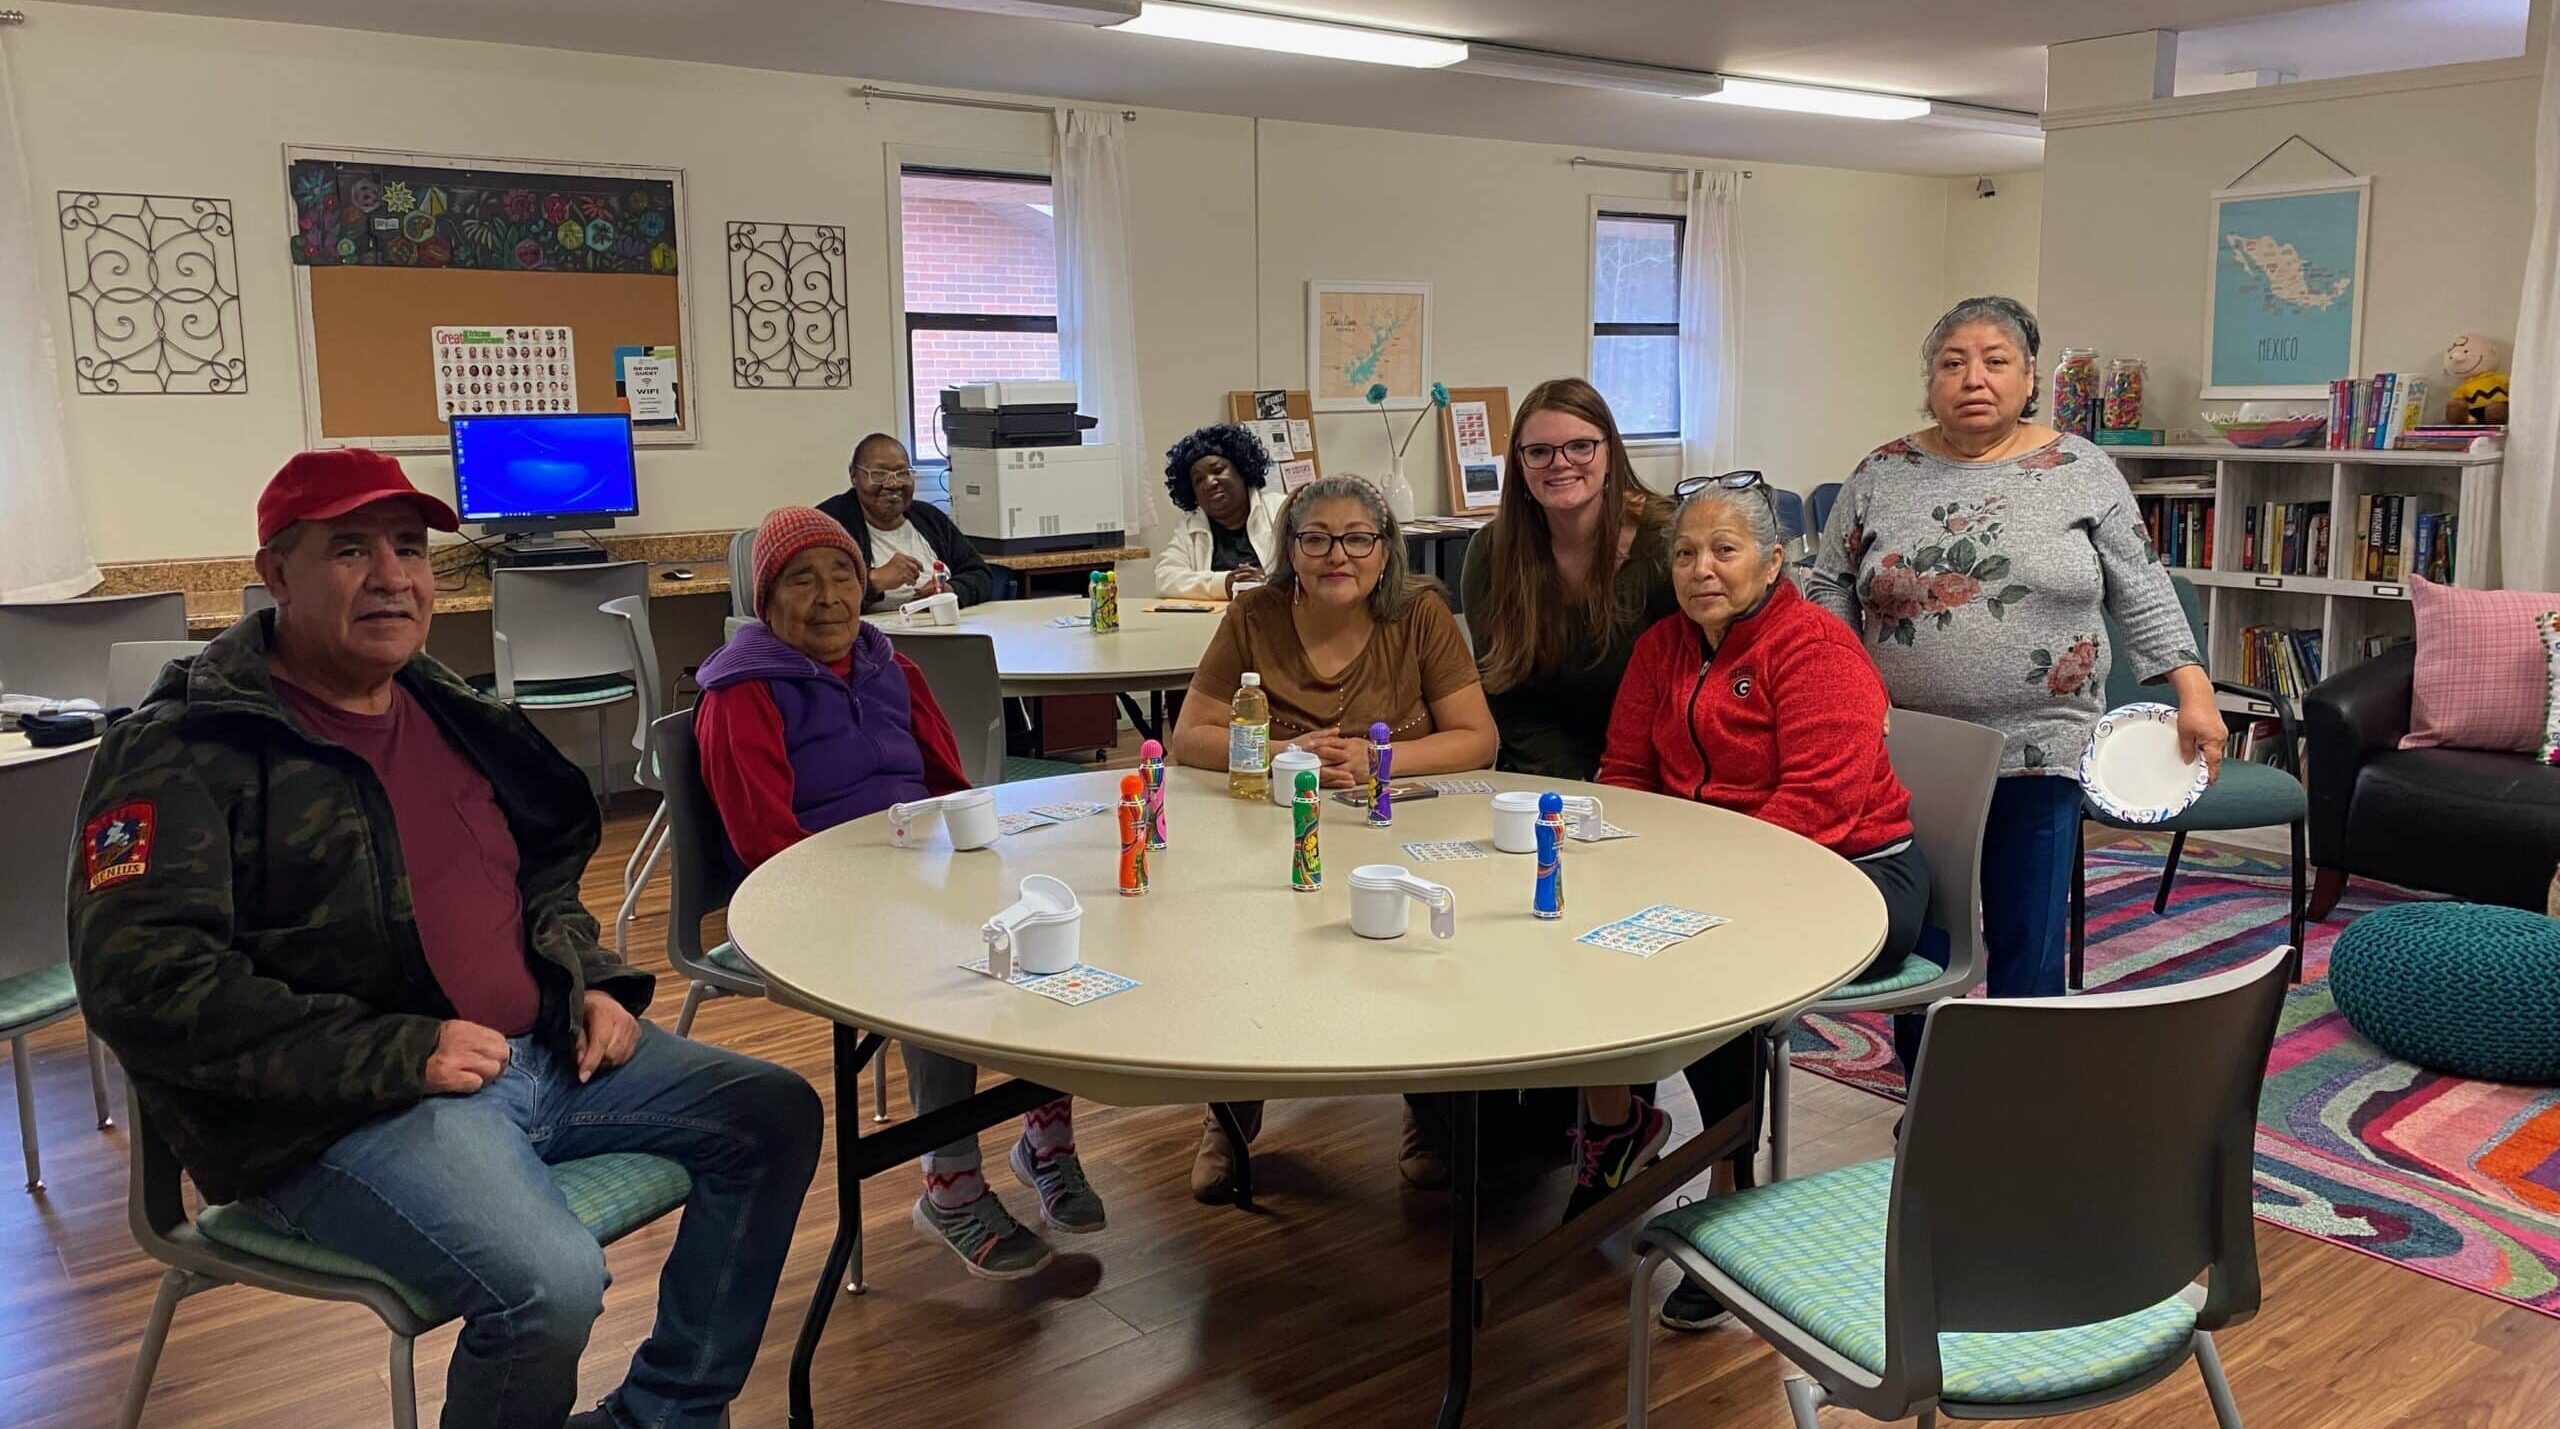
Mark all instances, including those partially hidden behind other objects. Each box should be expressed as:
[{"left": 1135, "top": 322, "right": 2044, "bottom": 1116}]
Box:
[
  {"left": 1944, "top": 170, "right": 2043, "bottom": 311},
  {"left": 16, "top": 2, "right": 1962, "bottom": 559},
  {"left": 2038, "top": 61, "right": 2537, "bottom": 429}
]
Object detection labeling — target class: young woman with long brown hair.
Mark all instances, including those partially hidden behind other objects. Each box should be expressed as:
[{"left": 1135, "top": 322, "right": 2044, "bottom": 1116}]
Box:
[{"left": 1456, "top": 378, "right": 1677, "bottom": 779}]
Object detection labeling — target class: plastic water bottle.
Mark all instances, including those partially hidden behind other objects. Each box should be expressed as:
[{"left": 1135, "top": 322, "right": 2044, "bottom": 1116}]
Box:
[{"left": 1228, "top": 672, "right": 1270, "bottom": 801}]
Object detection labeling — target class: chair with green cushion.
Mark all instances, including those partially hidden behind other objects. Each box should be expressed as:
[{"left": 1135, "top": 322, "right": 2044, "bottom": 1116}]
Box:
[
  {"left": 2074, "top": 573, "right": 2307, "bottom": 988},
  {"left": 471, "top": 562, "right": 651, "bottom": 797},
  {"left": 2, "top": 744, "right": 116, "bottom": 1192},
  {"left": 1629, "top": 946, "right": 2293, "bottom": 1429},
  {"left": 116, "top": 1104, "right": 701, "bottom": 1429},
  {"left": 601, "top": 594, "right": 672, "bottom": 959},
  {"left": 1762, "top": 709, "right": 2003, "bottom": 1180}
]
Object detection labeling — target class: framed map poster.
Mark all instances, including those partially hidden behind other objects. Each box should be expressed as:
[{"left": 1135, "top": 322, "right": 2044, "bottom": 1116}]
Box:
[
  {"left": 1309, "top": 279, "right": 1433, "bottom": 411},
  {"left": 2203, "top": 177, "right": 2369, "bottom": 399}
]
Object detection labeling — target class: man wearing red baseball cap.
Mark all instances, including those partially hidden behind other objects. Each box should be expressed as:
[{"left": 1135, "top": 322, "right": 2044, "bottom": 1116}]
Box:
[{"left": 71, "top": 450, "right": 820, "bottom": 1429}]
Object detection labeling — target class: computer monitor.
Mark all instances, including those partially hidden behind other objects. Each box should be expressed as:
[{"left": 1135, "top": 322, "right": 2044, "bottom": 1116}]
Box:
[{"left": 450, "top": 413, "right": 639, "bottom": 547}]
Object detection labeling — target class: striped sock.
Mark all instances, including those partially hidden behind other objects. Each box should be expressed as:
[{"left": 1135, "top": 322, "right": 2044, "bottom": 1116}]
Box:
[
  {"left": 924, "top": 1163, "right": 986, "bottom": 1211},
  {"left": 1022, "top": 1098, "right": 1075, "bottom": 1168}
]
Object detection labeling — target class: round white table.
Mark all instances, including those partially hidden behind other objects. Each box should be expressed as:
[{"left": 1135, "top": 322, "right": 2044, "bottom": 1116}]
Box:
[
  {"left": 732, "top": 766, "right": 1885, "bottom": 1428},
  {"left": 885, "top": 593, "right": 1223, "bottom": 729},
  {"left": 0, "top": 730, "right": 97, "bottom": 771}
]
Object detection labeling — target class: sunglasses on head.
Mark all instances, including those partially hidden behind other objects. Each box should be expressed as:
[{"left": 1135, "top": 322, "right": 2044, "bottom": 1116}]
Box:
[{"left": 1673, "top": 469, "right": 1779, "bottom": 523}]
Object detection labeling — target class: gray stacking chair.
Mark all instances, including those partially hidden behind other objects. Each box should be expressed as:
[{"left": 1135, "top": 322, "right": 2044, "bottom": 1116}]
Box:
[
  {"left": 656, "top": 708, "right": 893, "bottom": 1130},
  {"left": 1762, "top": 708, "right": 2002, "bottom": 1179},
  {"left": 115, "top": 1100, "right": 700, "bottom": 1429},
  {"left": 725, "top": 528, "right": 757, "bottom": 641},
  {"left": 885, "top": 630, "right": 1004, "bottom": 789},
  {"left": 0, "top": 743, "right": 114, "bottom": 1191},
  {"left": 0, "top": 591, "right": 187, "bottom": 704},
  {"left": 239, "top": 583, "right": 274, "bottom": 617},
  {"left": 478, "top": 562, "right": 649, "bottom": 795},
  {"left": 600, "top": 595, "right": 670, "bottom": 959},
  {"left": 1630, "top": 946, "right": 2292, "bottom": 1429},
  {"left": 105, "top": 641, "right": 206, "bottom": 711}
]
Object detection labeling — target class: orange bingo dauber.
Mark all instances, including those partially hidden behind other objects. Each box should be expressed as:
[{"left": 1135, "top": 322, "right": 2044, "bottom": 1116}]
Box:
[{"left": 1118, "top": 773, "right": 1149, "bottom": 896}]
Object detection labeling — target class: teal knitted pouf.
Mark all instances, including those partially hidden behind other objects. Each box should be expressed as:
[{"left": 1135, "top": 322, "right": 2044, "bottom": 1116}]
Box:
[{"left": 2328, "top": 903, "right": 2560, "bottom": 1085}]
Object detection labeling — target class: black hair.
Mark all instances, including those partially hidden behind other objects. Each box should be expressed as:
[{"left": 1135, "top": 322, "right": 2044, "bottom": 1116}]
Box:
[
  {"left": 1161, "top": 423, "right": 1271, "bottom": 513},
  {"left": 848, "top": 431, "right": 906, "bottom": 471},
  {"left": 1924, "top": 295, "right": 2043, "bottom": 419}
]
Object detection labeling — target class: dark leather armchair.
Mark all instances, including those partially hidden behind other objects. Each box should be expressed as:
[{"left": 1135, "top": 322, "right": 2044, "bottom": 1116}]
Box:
[{"left": 2303, "top": 643, "right": 2560, "bottom": 916}]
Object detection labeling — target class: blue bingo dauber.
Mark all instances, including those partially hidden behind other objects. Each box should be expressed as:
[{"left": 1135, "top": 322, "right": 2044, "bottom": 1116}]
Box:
[{"left": 1532, "top": 791, "right": 1565, "bottom": 920}]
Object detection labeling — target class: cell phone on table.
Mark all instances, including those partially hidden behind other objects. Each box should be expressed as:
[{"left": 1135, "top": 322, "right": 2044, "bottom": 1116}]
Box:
[{"left": 1331, "top": 782, "right": 1441, "bottom": 807}]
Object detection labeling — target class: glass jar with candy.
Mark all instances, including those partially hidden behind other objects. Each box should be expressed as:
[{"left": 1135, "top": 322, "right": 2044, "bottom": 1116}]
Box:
[
  {"left": 2101, "top": 357, "right": 2146, "bottom": 431},
  {"left": 2052, "top": 348, "right": 2100, "bottom": 439}
]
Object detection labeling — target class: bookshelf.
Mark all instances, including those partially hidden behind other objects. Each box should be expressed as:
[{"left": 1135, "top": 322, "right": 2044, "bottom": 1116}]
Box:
[{"left": 2108, "top": 442, "right": 2503, "bottom": 719}]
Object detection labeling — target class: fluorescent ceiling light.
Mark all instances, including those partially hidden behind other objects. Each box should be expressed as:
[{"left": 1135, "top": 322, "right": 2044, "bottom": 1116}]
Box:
[
  {"left": 1453, "top": 45, "right": 1722, "bottom": 100},
  {"left": 1111, "top": 2, "right": 1469, "bottom": 68},
  {"left": 875, "top": 0, "right": 1141, "bottom": 22},
  {"left": 1917, "top": 101, "right": 2044, "bottom": 139},
  {"left": 1695, "top": 77, "right": 1930, "bottom": 120}
]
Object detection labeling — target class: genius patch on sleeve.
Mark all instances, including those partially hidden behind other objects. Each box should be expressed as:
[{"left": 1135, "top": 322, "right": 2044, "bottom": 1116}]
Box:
[{"left": 84, "top": 802, "right": 157, "bottom": 891}]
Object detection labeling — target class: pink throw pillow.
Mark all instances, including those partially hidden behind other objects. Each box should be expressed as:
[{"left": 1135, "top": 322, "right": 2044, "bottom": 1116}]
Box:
[{"left": 2402, "top": 576, "right": 2560, "bottom": 752}]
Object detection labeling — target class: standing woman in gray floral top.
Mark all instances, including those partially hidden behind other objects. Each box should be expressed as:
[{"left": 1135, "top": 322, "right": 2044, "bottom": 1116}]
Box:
[{"left": 1805, "top": 296, "right": 2220, "bottom": 1057}]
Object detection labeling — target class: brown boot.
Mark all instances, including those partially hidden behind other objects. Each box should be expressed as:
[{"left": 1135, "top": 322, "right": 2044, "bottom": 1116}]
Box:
[
  {"left": 1399, "top": 1103, "right": 1450, "bottom": 1190},
  {"left": 1189, "top": 1101, "right": 1263, "bottom": 1203}
]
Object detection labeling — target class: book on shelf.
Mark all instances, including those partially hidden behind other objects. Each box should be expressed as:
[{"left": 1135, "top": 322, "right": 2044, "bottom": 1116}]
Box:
[
  {"left": 2095, "top": 428, "right": 2165, "bottom": 446},
  {"left": 2357, "top": 632, "right": 2413, "bottom": 660},
  {"left": 2330, "top": 374, "right": 2433, "bottom": 450},
  {"left": 2127, "top": 472, "right": 2216, "bottom": 495},
  {"left": 2232, "top": 499, "right": 2329, "bottom": 575},
  {"left": 2239, "top": 624, "right": 2323, "bottom": 702},
  {"left": 2395, "top": 425, "right": 2503, "bottom": 454}
]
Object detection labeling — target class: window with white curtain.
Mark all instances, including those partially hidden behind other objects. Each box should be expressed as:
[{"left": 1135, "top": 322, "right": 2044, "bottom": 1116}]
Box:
[
  {"left": 1590, "top": 211, "right": 1684, "bottom": 441},
  {"left": 896, "top": 166, "right": 1059, "bottom": 507}
]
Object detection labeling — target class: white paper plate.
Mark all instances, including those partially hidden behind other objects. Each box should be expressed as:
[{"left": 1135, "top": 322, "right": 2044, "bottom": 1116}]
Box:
[{"left": 2079, "top": 702, "right": 2208, "bottom": 824}]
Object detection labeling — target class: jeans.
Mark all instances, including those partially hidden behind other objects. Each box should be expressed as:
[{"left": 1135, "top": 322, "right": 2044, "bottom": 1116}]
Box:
[
  {"left": 252, "top": 1022, "right": 822, "bottom": 1429},
  {"left": 1893, "top": 774, "right": 2081, "bottom": 1078}
]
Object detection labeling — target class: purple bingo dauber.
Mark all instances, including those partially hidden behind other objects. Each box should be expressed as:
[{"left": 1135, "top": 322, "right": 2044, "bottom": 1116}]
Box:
[{"left": 1368, "top": 721, "right": 1393, "bottom": 827}]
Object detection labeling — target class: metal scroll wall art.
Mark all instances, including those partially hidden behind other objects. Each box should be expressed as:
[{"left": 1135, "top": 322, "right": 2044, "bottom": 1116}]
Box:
[
  {"left": 57, "top": 192, "right": 247, "bottom": 395},
  {"left": 726, "top": 221, "right": 850, "bottom": 389}
]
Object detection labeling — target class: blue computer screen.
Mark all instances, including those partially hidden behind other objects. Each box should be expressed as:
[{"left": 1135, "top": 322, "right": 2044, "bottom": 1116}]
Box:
[{"left": 451, "top": 413, "right": 639, "bottom": 523}]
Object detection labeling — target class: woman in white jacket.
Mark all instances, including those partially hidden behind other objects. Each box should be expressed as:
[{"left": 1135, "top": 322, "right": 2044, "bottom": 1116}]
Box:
[{"left": 1155, "top": 423, "right": 1291, "bottom": 601}]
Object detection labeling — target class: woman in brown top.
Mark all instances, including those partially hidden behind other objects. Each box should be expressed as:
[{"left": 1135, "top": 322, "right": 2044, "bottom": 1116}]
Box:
[{"left": 1171, "top": 475, "right": 1496, "bottom": 1200}]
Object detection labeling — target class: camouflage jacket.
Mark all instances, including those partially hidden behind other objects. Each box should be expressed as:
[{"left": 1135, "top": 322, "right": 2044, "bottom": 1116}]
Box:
[{"left": 67, "top": 613, "right": 654, "bottom": 1203}]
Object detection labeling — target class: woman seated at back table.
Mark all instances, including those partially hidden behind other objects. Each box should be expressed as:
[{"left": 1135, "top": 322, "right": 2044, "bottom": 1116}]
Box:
[
  {"left": 1589, "top": 477, "right": 1932, "bottom": 1332},
  {"left": 1155, "top": 422, "right": 1292, "bottom": 601},
  {"left": 695, "top": 506, "right": 1105, "bottom": 1282},
  {"left": 1170, "top": 475, "right": 1498, "bottom": 1198}
]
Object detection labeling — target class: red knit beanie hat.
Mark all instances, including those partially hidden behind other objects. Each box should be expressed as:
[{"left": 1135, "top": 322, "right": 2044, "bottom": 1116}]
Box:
[{"left": 749, "top": 506, "right": 864, "bottom": 616}]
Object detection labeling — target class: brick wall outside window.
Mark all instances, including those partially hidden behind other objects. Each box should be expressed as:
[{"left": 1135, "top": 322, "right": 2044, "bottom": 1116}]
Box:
[{"left": 899, "top": 174, "right": 1061, "bottom": 494}]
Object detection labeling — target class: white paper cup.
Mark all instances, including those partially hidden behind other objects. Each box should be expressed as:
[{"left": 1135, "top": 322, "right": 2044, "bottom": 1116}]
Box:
[
  {"left": 942, "top": 789, "right": 998, "bottom": 849},
  {"left": 1270, "top": 748, "right": 1321, "bottom": 807},
  {"left": 1348, "top": 864, "right": 1458, "bottom": 940},
  {"left": 1490, "top": 790, "right": 1603, "bottom": 853}
]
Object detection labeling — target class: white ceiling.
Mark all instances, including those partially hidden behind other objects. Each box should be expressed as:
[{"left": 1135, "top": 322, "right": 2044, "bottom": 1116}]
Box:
[{"left": 43, "top": 0, "right": 2536, "bottom": 176}]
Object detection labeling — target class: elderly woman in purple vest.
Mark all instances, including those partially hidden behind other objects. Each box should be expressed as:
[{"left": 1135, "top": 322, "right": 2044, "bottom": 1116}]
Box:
[{"left": 696, "top": 506, "right": 1103, "bottom": 1280}]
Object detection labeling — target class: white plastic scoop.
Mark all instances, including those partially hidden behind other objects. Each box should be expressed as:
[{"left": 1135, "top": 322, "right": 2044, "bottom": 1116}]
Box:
[{"left": 980, "top": 874, "right": 1083, "bottom": 977}]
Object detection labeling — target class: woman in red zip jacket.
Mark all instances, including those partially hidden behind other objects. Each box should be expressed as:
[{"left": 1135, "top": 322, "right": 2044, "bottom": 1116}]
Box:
[{"left": 1575, "top": 477, "right": 1932, "bottom": 1334}]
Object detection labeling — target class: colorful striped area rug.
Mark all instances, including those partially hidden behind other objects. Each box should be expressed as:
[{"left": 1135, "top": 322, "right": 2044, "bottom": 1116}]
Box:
[{"left": 1788, "top": 834, "right": 2560, "bottom": 1317}]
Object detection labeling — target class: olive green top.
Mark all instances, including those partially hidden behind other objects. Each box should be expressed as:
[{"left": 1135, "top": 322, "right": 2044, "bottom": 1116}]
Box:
[{"left": 1458, "top": 522, "right": 1679, "bottom": 782}]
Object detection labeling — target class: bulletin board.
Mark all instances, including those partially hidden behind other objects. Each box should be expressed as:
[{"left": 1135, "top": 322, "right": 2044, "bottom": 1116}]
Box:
[
  {"left": 1438, "top": 386, "right": 1511, "bottom": 512},
  {"left": 1225, "top": 390, "right": 1325, "bottom": 490},
  {"left": 286, "top": 146, "right": 698, "bottom": 450}
]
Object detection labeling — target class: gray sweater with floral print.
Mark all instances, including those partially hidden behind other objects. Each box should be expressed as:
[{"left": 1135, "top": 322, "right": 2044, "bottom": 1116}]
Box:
[{"left": 1802, "top": 433, "right": 2200, "bottom": 776}]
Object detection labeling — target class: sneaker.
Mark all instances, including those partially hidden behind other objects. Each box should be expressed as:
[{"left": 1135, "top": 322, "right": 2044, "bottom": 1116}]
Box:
[
  {"left": 1011, "top": 1136, "right": 1107, "bottom": 1234},
  {"left": 1562, "top": 1103, "right": 1673, "bottom": 1222},
  {"left": 1659, "top": 1277, "right": 1736, "bottom": 1332},
  {"left": 910, "top": 1192, "right": 1053, "bottom": 1280},
  {"left": 1399, "top": 1103, "right": 1450, "bottom": 1190}
]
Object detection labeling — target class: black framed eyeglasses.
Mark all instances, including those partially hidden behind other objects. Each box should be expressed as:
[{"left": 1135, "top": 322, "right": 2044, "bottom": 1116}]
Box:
[
  {"left": 1291, "top": 530, "right": 1384, "bottom": 559},
  {"left": 1518, "top": 437, "right": 1603, "bottom": 470},
  {"left": 1674, "top": 469, "right": 1780, "bottom": 528}
]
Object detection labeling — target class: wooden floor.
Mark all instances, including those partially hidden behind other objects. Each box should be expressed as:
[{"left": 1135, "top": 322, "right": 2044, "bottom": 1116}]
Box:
[{"left": 10, "top": 800, "right": 2554, "bottom": 1428}]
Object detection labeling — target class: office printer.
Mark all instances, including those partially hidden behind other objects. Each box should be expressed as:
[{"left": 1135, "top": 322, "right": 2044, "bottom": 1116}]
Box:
[{"left": 941, "top": 381, "right": 1125, "bottom": 554}]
